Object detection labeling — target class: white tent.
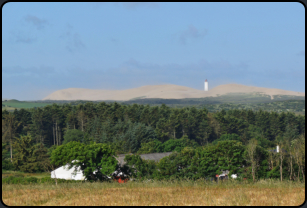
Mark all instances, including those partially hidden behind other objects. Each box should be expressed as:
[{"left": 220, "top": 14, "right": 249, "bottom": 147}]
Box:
[
  {"left": 51, "top": 160, "right": 86, "bottom": 180},
  {"left": 51, "top": 160, "right": 112, "bottom": 180}
]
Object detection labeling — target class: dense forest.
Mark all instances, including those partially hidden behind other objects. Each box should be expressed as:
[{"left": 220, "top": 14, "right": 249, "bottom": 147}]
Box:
[{"left": 2, "top": 102, "right": 305, "bottom": 182}]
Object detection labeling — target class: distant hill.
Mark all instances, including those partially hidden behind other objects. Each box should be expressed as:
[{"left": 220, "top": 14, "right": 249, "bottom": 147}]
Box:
[
  {"left": 42, "top": 84, "right": 305, "bottom": 101},
  {"left": 2, "top": 99, "right": 51, "bottom": 111}
]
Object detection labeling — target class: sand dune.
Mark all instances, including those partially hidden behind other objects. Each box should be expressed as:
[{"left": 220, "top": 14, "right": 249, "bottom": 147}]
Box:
[{"left": 42, "top": 84, "right": 305, "bottom": 101}]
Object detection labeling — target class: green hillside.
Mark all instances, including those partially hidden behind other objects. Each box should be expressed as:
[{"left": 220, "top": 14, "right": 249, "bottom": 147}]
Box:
[
  {"left": 2, "top": 93, "right": 305, "bottom": 115},
  {"left": 2, "top": 100, "right": 52, "bottom": 111}
]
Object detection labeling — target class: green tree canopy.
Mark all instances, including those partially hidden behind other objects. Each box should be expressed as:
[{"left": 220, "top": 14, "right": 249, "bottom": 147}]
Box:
[
  {"left": 212, "top": 133, "right": 242, "bottom": 145},
  {"left": 62, "top": 129, "right": 85, "bottom": 144},
  {"left": 124, "top": 154, "right": 157, "bottom": 179},
  {"left": 137, "top": 139, "right": 163, "bottom": 154},
  {"left": 12, "top": 135, "right": 49, "bottom": 173},
  {"left": 161, "top": 136, "right": 198, "bottom": 153},
  {"left": 50, "top": 141, "right": 118, "bottom": 181}
]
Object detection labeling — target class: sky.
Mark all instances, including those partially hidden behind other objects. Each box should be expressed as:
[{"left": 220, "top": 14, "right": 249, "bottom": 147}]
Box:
[{"left": 2, "top": 2, "right": 305, "bottom": 100}]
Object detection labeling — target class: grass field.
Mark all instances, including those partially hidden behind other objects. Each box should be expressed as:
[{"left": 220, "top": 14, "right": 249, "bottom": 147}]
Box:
[
  {"left": 2, "top": 170, "right": 50, "bottom": 179},
  {"left": 2, "top": 100, "right": 52, "bottom": 111},
  {"left": 2, "top": 178, "right": 305, "bottom": 206}
]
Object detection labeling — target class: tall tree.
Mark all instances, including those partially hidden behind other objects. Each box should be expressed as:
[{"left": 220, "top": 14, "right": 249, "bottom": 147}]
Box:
[
  {"left": 276, "top": 136, "right": 287, "bottom": 182},
  {"left": 31, "top": 107, "right": 50, "bottom": 145},
  {"left": 2, "top": 113, "right": 21, "bottom": 162},
  {"left": 196, "top": 107, "right": 212, "bottom": 146},
  {"left": 12, "top": 135, "right": 49, "bottom": 172},
  {"left": 77, "top": 104, "right": 87, "bottom": 132},
  {"left": 208, "top": 112, "right": 221, "bottom": 142},
  {"left": 140, "top": 104, "right": 151, "bottom": 126},
  {"left": 291, "top": 135, "right": 305, "bottom": 182},
  {"left": 245, "top": 138, "right": 258, "bottom": 182},
  {"left": 14, "top": 108, "right": 32, "bottom": 136}
]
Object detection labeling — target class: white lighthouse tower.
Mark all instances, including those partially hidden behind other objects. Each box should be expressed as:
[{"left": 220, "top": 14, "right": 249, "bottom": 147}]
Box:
[{"left": 204, "top": 79, "right": 208, "bottom": 91}]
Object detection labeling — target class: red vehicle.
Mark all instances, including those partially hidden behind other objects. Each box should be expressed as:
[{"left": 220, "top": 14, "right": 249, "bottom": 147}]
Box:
[
  {"left": 113, "top": 175, "right": 128, "bottom": 183},
  {"left": 112, "top": 169, "right": 129, "bottom": 183}
]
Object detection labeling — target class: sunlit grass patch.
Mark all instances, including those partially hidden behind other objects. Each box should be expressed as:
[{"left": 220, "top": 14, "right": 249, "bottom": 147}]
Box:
[{"left": 2, "top": 179, "right": 305, "bottom": 206}]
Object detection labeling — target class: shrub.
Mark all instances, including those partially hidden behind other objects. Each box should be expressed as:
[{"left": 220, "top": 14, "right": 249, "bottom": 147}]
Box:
[
  {"left": 25, "top": 177, "right": 38, "bottom": 184},
  {"left": 2, "top": 176, "right": 24, "bottom": 184},
  {"left": 40, "top": 176, "right": 55, "bottom": 184},
  {"left": 2, "top": 159, "right": 15, "bottom": 171}
]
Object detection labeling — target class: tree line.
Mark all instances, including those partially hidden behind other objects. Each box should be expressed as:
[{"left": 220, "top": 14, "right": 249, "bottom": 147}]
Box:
[
  {"left": 124, "top": 135, "right": 304, "bottom": 182},
  {"left": 2, "top": 102, "right": 305, "bottom": 182}
]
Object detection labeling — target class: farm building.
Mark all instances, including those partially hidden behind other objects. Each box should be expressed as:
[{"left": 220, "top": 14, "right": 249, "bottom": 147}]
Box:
[
  {"left": 112, "top": 152, "right": 173, "bottom": 183},
  {"left": 115, "top": 152, "right": 173, "bottom": 166}
]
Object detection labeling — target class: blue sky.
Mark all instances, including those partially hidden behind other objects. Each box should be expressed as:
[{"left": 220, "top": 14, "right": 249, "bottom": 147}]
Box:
[{"left": 2, "top": 2, "right": 305, "bottom": 100}]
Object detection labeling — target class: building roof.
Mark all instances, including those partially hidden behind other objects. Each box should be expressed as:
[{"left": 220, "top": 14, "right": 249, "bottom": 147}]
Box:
[{"left": 115, "top": 152, "right": 173, "bottom": 166}]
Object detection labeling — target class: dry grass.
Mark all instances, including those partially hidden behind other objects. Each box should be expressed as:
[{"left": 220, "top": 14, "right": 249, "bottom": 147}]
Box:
[{"left": 2, "top": 179, "right": 305, "bottom": 206}]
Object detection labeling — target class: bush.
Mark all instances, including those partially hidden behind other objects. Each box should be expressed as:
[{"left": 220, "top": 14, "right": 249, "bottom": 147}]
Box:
[
  {"left": 3, "top": 176, "right": 24, "bottom": 184},
  {"left": 40, "top": 176, "right": 55, "bottom": 184},
  {"left": 2, "top": 159, "right": 14, "bottom": 171},
  {"left": 161, "top": 136, "right": 198, "bottom": 153},
  {"left": 25, "top": 177, "right": 38, "bottom": 184}
]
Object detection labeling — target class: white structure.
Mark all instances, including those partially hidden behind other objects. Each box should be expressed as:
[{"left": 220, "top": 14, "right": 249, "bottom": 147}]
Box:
[
  {"left": 51, "top": 160, "right": 112, "bottom": 180},
  {"left": 217, "top": 171, "right": 237, "bottom": 179},
  {"left": 204, "top": 79, "right": 208, "bottom": 91},
  {"left": 231, "top": 174, "right": 237, "bottom": 179},
  {"left": 276, "top": 145, "right": 279, "bottom": 153},
  {"left": 51, "top": 160, "right": 86, "bottom": 180}
]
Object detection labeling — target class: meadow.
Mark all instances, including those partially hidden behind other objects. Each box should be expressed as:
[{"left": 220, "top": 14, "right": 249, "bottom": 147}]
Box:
[
  {"left": 2, "top": 170, "right": 50, "bottom": 179},
  {"left": 2, "top": 100, "right": 51, "bottom": 111},
  {"left": 2, "top": 177, "right": 305, "bottom": 206}
]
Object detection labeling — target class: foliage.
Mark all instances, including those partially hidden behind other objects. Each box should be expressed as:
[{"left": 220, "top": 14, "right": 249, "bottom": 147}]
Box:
[
  {"left": 2, "top": 143, "right": 14, "bottom": 170},
  {"left": 137, "top": 139, "right": 163, "bottom": 154},
  {"left": 62, "top": 129, "right": 85, "bottom": 144},
  {"left": 160, "top": 136, "right": 199, "bottom": 153},
  {"left": 12, "top": 135, "right": 50, "bottom": 173},
  {"left": 2, "top": 160, "right": 14, "bottom": 170},
  {"left": 124, "top": 154, "right": 157, "bottom": 179},
  {"left": 50, "top": 141, "right": 118, "bottom": 181},
  {"left": 128, "top": 140, "right": 246, "bottom": 181},
  {"left": 212, "top": 133, "right": 242, "bottom": 145},
  {"left": 2, "top": 101, "right": 305, "bottom": 181}
]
